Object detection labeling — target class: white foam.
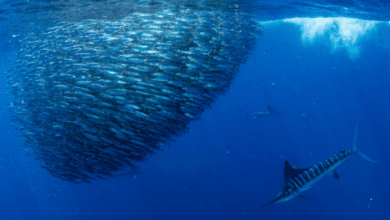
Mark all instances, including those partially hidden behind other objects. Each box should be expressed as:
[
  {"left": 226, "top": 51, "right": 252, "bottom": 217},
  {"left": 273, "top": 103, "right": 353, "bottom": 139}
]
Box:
[{"left": 283, "top": 17, "right": 380, "bottom": 59}]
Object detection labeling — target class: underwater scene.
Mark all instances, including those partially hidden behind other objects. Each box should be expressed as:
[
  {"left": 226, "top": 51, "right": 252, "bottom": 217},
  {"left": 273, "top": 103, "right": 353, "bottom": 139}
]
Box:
[{"left": 0, "top": 0, "right": 389, "bottom": 219}]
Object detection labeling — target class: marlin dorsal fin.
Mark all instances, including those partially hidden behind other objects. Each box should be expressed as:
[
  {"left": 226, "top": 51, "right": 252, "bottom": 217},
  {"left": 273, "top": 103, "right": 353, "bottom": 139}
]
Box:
[
  {"left": 267, "top": 105, "right": 278, "bottom": 113},
  {"left": 284, "top": 161, "right": 309, "bottom": 183},
  {"left": 284, "top": 161, "right": 295, "bottom": 181}
]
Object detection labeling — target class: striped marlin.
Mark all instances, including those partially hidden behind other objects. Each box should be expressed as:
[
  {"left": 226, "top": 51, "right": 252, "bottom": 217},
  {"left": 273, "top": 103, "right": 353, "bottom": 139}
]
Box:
[{"left": 254, "top": 123, "right": 378, "bottom": 213}]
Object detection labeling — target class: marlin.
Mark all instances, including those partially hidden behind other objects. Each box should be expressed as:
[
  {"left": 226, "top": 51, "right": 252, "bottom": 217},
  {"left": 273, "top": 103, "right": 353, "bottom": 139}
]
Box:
[
  {"left": 254, "top": 123, "right": 378, "bottom": 213},
  {"left": 250, "top": 105, "right": 281, "bottom": 118}
]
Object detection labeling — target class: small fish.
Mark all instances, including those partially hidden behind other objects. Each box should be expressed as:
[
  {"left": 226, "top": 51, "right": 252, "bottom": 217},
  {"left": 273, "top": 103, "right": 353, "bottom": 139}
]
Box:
[
  {"left": 6, "top": 7, "right": 261, "bottom": 183},
  {"left": 250, "top": 105, "right": 281, "bottom": 118}
]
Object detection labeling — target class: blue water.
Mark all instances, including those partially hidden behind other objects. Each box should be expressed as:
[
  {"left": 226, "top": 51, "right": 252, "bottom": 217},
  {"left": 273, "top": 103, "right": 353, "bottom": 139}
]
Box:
[{"left": 1, "top": 1, "right": 390, "bottom": 220}]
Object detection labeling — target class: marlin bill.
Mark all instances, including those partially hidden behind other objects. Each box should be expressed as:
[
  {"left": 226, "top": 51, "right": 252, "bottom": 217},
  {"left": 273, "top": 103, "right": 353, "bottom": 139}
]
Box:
[
  {"left": 250, "top": 105, "right": 281, "bottom": 118},
  {"left": 254, "top": 123, "right": 378, "bottom": 213}
]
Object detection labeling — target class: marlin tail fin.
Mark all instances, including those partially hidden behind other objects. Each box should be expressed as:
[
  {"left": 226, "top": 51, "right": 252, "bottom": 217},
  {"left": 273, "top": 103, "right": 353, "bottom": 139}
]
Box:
[
  {"left": 353, "top": 123, "right": 379, "bottom": 163},
  {"left": 357, "top": 150, "right": 378, "bottom": 163}
]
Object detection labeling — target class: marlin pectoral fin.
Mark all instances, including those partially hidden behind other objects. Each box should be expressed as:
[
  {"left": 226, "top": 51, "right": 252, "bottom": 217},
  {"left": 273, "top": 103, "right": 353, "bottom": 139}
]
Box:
[
  {"left": 299, "top": 194, "right": 316, "bottom": 203},
  {"left": 329, "top": 169, "right": 340, "bottom": 179}
]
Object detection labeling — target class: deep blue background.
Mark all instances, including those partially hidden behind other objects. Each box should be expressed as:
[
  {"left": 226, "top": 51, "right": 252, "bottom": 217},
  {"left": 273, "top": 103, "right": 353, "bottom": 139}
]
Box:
[{"left": 1, "top": 20, "right": 389, "bottom": 219}]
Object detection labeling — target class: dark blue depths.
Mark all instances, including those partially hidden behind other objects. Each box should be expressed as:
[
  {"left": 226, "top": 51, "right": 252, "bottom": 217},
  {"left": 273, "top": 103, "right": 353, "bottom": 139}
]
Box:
[{"left": 1, "top": 21, "right": 390, "bottom": 220}]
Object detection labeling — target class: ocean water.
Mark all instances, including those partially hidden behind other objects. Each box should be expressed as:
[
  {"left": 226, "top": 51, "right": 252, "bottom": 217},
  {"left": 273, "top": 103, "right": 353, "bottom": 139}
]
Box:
[{"left": 0, "top": 1, "right": 390, "bottom": 219}]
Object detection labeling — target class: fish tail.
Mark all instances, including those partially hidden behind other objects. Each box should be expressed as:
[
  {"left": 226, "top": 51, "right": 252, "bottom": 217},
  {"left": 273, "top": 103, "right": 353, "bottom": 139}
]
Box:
[{"left": 353, "top": 123, "right": 378, "bottom": 163}]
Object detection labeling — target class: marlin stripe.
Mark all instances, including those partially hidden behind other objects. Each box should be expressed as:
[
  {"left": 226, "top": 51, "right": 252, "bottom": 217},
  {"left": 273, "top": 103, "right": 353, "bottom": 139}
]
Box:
[
  {"left": 313, "top": 166, "right": 320, "bottom": 175},
  {"left": 305, "top": 174, "right": 311, "bottom": 182},
  {"left": 317, "top": 166, "right": 322, "bottom": 174},
  {"left": 330, "top": 157, "right": 334, "bottom": 163},
  {"left": 310, "top": 168, "right": 316, "bottom": 177},
  {"left": 316, "top": 164, "right": 323, "bottom": 172},
  {"left": 289, "top": 178, "right": 299, "bottom": 188},
  {"left": 311, "top": 168, "right": 317, "bottom": 177},
  {"left": 314, "top": 164, "right": 319, "bottom": 171},
  {"left": 299, "top": 174, "right": 306, "bottom": 184},
  {"left": 319, "top": 162, "right": 325, "bottom": 170},
  {"left": 308, "top": 169, "right": 313, "bottom": 177},
  {"left": 301, "top": 173, "right": 309, "bottom": 182},
  {"left": 294, "top": 177, "right": 303, "bottom": 186},
  {"left": 320, "top": 162, "right": 326, "bottom": 171},
  {"left": 304, "top": 171, "right": 311, "bottom": 180},
  {"left": 323, "top": 161, "right": 329, "bottom": 168}
]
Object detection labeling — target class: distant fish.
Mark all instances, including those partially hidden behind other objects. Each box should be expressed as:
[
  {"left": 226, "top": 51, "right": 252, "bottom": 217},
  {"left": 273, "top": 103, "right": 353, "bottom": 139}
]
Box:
[
  {"left": 254, "top": 123, "right": 378, "bottom": 213},
  {"left": 250, "top": 105, "right": 281, "bottom": 118},
  {"left": 112, "top": 167, "right": 158, "bottom": 179},
  {"left": 112, "top": 167, "right": 145, "bottom": 179}
]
